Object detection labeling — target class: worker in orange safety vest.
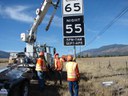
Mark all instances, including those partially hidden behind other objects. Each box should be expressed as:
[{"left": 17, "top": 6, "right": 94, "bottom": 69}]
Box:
[
  {"left": 54, "top": 53, "right": 64, "bottom": 85},
  {"left": 66, "top": 55, "right": 80, "bottom": 96},
  {"left": 35, "top": 52, "right": 47, "bottom": 91}
]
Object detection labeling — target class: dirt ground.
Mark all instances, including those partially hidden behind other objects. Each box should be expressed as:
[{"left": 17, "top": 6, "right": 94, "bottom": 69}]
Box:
[
  {"left": 29, "top": 70, "right": 69, "bottom": 96},
  {"left": 29, "top": 80, "right": 68, "bottom": 96}
]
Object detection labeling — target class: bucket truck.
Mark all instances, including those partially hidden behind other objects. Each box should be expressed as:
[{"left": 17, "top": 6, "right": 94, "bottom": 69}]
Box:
[
  {"left": 21, "top": 0, "right": 60, "bottom": 62},
  {"left": 0, "top": 0, "right": 60, "bottom": 96}
]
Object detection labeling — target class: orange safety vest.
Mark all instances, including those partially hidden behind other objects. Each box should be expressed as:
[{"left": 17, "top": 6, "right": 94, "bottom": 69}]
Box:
[
  {"left": 55, "top": 58, "right": 63, "bottom": 71},
  {"left": 66, "top": 62, "right": 79, "bottom": 81},
  {"left": 35, "top": 58, "right": 47, "bottom": 71}
]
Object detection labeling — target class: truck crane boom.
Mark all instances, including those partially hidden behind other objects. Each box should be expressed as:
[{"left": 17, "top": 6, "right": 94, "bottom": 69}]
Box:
[
  {"left": 28, "top": 0, "right": 52, "bottom": 43},
  {"left": 20, "top": 0, "right": 60, "bottom": 57}
]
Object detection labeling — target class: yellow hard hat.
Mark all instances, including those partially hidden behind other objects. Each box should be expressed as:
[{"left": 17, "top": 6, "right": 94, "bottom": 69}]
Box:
[{"left": 67, "top": 55, "right": 73, "bottom": 61}]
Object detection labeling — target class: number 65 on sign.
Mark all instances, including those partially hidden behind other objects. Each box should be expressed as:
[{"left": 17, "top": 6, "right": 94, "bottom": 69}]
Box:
[{"left": 63, "top": 0, "right": 84, "bottom": 15}]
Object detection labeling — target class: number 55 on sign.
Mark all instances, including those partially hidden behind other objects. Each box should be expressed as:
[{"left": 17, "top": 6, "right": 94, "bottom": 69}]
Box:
[{"left": 63, "top": 15, "right": 84, "bottom": 36}]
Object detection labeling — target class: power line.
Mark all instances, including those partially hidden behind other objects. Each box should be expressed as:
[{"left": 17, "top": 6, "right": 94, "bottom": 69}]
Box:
[{"left": 86, "top": 7, "right": 128, "bottom": 46}]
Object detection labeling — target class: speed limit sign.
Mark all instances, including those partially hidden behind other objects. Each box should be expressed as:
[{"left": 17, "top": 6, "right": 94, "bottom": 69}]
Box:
[
  {"left": 62, "top": 0, "right": 85, "bottom": 46},
  {"left": 63, "top": 0, "right": 83, "bottom": 15},
  {"left": 63, "top": 15, "right": 84, "bottom": 36}
]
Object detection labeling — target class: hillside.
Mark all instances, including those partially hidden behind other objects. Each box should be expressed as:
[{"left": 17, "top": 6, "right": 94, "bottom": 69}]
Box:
[
  {"left": 78, "top": 44, "right": 128, "bottom": 57},
  {"left": 0, "top": 50, "right": 10, "bottom": 58}
]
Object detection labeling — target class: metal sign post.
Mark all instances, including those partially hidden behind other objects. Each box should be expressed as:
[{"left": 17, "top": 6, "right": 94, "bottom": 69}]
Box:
[{"left": 74, "top": 45, "right": 76, "bottom": 61}]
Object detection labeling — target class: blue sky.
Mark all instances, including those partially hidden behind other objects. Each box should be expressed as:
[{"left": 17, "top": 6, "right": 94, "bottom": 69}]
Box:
[{"left": 0, "top": 0, "right": 128, "bottom": 56}]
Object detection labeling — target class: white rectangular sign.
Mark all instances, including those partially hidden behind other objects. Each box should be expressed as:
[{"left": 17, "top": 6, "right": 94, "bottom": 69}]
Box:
[{"left": 63, "top": 0, "right": 83, "bottom": 15}]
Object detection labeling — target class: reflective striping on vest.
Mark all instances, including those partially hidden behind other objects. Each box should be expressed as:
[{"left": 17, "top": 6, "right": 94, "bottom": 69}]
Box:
[
  {"left": 68, "top": 73, "right": 77, "bottom": 78},
  {"left": 35, "top": 63, "right": 42, "bottom": 71},
  {"left": 66, "top": 62, "right": 77, "bottom": 79},
  {"left": 35, "top": 58, "right": 46, "bottom": 71}
]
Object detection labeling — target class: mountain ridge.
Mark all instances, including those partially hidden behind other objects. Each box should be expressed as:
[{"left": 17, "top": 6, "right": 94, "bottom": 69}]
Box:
[
  {"left": 0, "top": 50, "right": 10, "bottom": 58},
  {"left": 78, "top": 44, "right": 128, "bottom": 57}
]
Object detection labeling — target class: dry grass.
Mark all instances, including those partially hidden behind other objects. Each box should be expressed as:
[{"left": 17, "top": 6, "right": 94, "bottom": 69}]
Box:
[
  {"left": 0, "top": 58, "right": 8, "bottom": 68},
  {"left": 0, "top": 58, "right": 8, "bottom": 63},
  {"left": 76, "top": 56, "right": 128, "bottom": 96},
  {"left": 1, "top": 57, "right": 128, "bottom": 96},
  {"left": 29, "top": 56, "right": 128, "bottom": 96}
]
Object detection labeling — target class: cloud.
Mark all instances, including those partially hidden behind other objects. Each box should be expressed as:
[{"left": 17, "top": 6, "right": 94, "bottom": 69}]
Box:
[
  {"left": 117, "top": 17, "right": 128, "bottom": 26},
  {"left": 86, "top": 28, "right": 99, "bottom": 33},
  {"left": 0, "top": 4, "right": 62, "bottom": 27},
  {"left": 52, "top": 15, "right": 62, "bottom": 27},
  {"left": 0, "top": 5, "right": 34, "bottom": 23},
  {"left": 37, "top": 35, "right": 60, "bottom": 44},
  {"left": 43, "top": 14, "right": 62, "bottom": 27}
]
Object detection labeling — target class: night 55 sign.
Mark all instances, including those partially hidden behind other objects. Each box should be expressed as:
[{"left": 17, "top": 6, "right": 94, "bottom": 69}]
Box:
[
  {"left": 63, "top": 15, "right": 84, "bottom": 36},
  {"left": 63, "top": 0, "right": 83, "bottom": 15},
  {"left": 62, "top": 0, "right": 85, "bottom": 46}
]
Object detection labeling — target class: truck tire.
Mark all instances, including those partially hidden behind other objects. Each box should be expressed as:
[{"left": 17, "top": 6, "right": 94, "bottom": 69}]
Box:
[
  {"left": 21, "top": 82, "right": 29, "bottom": 96},
  {"left": 8, "top": 84, "right": 21, "bottom": 96}
]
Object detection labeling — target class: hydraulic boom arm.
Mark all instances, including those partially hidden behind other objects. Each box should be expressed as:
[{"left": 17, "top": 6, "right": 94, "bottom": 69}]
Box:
[
  {"left": 20, "top": 0, "right": 60, "bottom": 57},
  {"left": 21, "top": 0, "right": 60, "bottom": 43}
]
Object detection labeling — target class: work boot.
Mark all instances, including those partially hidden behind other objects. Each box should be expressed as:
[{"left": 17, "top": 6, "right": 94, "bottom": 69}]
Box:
[
  {"left": 60, "top": 81, "right": 62, "bottom": 85},
  {"left": 54, "top": 81, "right": 57, "bottom": 85}
]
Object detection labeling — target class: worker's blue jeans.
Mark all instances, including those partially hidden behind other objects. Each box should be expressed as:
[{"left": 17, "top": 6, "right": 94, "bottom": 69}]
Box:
[
  {"left": 68, "top": 81, "right": 79, "bottom": 96},
  {"left": 55, "top": 70, "right": 62, "bottom": 85},
  {"left": 37, "top": 71, "right": 46, "bottom": 90}
]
